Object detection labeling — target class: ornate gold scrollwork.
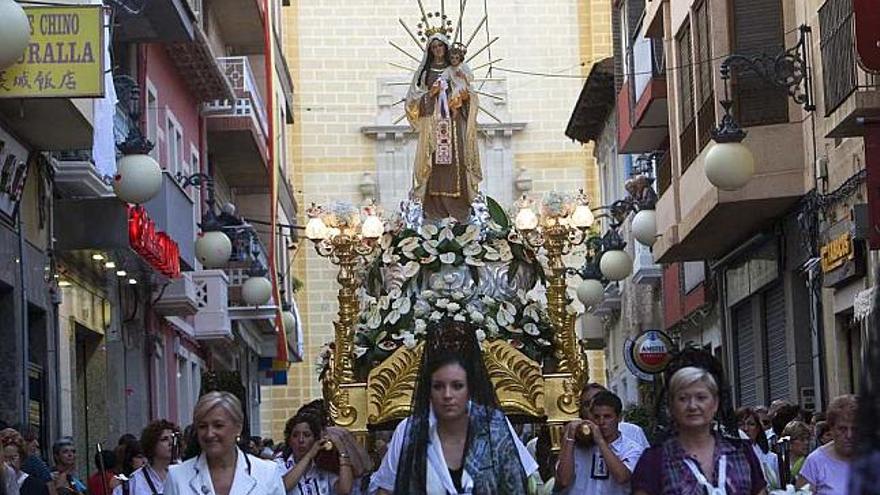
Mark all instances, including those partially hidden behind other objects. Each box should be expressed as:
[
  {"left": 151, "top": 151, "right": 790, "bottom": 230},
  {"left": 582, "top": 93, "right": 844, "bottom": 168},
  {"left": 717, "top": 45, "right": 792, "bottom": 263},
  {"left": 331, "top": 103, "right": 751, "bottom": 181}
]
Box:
[
  {"left": 483, "top": 340, "right": 545, "bottom": 418},
  {"left": 324, "top": 349, "right": 358, "bottom": 427},
  {"left": 365, "top": 340, "right": 548, "bottom": 425},
  {"left": 366, "top": 343, "right": 424, "bottom": 425}
]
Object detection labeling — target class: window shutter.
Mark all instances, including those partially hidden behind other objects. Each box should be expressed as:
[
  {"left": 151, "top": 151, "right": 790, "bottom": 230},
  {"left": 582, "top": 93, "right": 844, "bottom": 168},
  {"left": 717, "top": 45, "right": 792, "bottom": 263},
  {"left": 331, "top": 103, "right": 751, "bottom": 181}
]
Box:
[
  {"left": 734, "top": 302, "right": 759, "bottom": 407},
  {"left": 694, "top": 0, "right": 713, "bottom": 103},
  {"left": 677, "top": 23, "right": 694, "bottom": 126},
  {"left": 764, "top": 283, "right": 789, "bottom": 402},
  {"left": 819, "top": 0, "right": 856, "bottom": 115},
  {"left": 732, "top": 0, "right": 788, "bottom": 127}
]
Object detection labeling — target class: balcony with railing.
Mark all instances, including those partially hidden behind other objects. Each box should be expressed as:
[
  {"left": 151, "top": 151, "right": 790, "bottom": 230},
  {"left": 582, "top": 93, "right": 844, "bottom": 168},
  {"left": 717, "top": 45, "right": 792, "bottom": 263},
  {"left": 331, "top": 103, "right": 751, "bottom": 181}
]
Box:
[
  {"left": 221, "top": 224, "right": 276, "bottom": 319},
  {"left": 204, "top": 56, "right": 270, "bottom": 189},
  {"left": 820, "top": 0, "right": 880, "bottom": 137},
  {"left": 618, "top": 36, "right": 668, "bottom": 153}
]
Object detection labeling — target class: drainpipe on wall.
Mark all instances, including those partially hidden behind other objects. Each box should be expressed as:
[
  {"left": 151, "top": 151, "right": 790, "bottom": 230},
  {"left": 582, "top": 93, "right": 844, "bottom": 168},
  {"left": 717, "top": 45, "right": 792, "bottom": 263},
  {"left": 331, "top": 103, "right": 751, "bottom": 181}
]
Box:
[{"left": 16, "top": 197, "right": 30, "bottom": 427}]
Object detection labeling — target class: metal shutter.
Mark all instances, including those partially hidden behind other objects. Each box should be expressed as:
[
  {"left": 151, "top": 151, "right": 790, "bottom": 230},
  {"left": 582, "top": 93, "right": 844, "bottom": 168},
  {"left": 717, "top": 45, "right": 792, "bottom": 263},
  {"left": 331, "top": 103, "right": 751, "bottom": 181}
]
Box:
[
  {"left": 731, "top": 0, "right": 788, "bottom": 126},
  {"left": 764, "top": 283, "right": 789, "bottom": 402},
  {"left": 733, "top": 303, "right": 758, "bottom": 406},
  {"left": 819, "top": 0, "right": 856, "bottom": 115}
]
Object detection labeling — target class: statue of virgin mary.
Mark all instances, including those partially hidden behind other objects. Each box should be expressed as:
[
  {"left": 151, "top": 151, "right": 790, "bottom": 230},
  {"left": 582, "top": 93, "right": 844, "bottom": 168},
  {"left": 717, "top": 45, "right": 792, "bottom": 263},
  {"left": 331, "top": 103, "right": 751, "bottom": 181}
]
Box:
[{"left": 406, "top": 32, "right": 482, "bottom": 222}]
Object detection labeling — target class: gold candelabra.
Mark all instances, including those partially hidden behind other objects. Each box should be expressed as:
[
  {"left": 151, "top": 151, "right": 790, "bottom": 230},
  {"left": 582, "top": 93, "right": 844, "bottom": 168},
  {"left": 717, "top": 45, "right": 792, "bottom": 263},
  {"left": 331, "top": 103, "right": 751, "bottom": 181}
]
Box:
[
  {"left": 514, "top": 191, "right": 594, "bottom": 397},
  {"left": 306, "top": 202, "right": 384, "bottom": 424}
]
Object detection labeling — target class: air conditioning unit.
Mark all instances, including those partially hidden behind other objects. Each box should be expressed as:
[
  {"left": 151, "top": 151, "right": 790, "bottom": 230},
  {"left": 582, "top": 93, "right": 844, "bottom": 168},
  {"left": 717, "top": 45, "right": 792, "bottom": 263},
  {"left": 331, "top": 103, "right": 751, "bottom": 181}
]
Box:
[{"left": 154, "top": 272, "right": 199, "bottom": 316}]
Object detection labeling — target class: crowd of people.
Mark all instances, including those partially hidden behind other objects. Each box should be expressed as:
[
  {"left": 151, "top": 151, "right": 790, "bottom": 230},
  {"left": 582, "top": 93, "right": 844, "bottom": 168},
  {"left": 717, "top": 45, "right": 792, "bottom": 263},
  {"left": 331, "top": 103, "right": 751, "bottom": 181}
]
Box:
[{"left": 0, "top": 322, "right": 870, "bottom": 494}]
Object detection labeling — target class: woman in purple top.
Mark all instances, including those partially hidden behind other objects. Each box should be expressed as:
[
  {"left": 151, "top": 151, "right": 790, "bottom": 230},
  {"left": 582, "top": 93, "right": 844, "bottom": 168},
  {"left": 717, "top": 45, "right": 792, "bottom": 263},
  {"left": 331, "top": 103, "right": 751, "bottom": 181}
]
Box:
[{"left": 631, "top": 366, "right": 767, "bottom": 495}]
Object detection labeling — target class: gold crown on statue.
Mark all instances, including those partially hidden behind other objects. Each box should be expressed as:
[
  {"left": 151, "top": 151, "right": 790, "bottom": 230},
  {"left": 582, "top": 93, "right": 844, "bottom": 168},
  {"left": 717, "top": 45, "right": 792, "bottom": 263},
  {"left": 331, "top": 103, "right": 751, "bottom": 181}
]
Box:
[{"left": 417, "top": 11, "right": 454, "bottom": 43}]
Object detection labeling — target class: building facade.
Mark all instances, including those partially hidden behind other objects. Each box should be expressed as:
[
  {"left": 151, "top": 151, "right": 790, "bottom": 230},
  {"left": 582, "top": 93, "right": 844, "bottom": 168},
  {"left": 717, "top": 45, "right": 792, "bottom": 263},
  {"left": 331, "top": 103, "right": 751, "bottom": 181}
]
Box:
[
  {"left": 0, "top": 0, "right": 297, "bottom": 474},
  {"left": 266, "top": 0, "right": 614, "bottom": 439}
]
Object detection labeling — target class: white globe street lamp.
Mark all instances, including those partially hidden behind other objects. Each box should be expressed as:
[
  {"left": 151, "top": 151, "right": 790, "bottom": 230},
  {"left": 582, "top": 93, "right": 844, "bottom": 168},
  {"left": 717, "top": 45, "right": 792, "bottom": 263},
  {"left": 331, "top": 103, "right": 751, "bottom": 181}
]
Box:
[
  {"left": 281, "top": 310, "right": 296, "bottom": 333},
  {"left": 113, "top": 153, "right": 163, "bottom": 204},
  {"left": 0, "top": 0, "right": 29, "bottom": 69},
  {"left": 195, "top": 230, "right": 232, "bottom": 268},
  {"left": 599, "top": 249, "right": 632, "bottom": 281},
  {"left": 242, "top": 276, "right": 272, "bottom": 306},
  {"left": 576, "top": 278, "right": 605, "bottom": 308},
  {"left": 631, "top": 209, "right": 657, "bottom": 247},
  {"left": 704, "top": 141, "right": 755, "bottom": 191}
]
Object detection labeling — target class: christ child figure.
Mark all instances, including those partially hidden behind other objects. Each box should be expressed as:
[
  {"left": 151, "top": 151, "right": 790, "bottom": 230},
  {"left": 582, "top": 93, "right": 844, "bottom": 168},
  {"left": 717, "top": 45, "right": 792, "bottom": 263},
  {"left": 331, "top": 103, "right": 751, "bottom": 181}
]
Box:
[{"left": 442, "top": 43, "right": 474, "bottom": 119}]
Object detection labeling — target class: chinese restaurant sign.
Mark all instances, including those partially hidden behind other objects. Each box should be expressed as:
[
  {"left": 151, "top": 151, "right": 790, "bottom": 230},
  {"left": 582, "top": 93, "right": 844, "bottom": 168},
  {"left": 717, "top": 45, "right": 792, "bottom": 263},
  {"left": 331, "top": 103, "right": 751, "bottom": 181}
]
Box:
[
  {"left": 0, "top": 6, "right": 104, "bottom": 98},
  {"left": 128, "top": 205, "right": 181, "bottom": 279}
]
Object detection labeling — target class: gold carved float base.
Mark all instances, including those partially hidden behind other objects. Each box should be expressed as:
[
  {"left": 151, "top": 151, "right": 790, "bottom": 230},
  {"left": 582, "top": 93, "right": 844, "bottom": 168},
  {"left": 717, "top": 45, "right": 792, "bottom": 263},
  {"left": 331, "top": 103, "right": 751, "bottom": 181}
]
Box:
[{"left": 323, "top": 339, "right": 585, "bottom": 451}]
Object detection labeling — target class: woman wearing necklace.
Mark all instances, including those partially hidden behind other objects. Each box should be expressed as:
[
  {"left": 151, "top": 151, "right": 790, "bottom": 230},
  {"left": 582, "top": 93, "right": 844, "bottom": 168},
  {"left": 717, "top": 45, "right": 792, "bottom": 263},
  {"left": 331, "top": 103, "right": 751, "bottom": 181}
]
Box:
[
  {"left": 114, "top": 420, "right": 179, "bottom": 495},
  {"left": 405, "top": 30, "right": 481, "bottom": 223},
  {"left": 164, "top": 392, "right": 284, "bottom": 495},
  {"left": 631, "top": 365, "right": 767, "bottom": 495}
]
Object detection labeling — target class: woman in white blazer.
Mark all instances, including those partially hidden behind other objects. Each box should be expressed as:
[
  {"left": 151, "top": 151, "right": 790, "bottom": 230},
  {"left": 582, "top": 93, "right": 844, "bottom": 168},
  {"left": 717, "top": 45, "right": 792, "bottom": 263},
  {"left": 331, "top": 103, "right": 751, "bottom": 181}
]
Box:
[{"left": 164, "top": 392, "right": 285, "bottom": 495}]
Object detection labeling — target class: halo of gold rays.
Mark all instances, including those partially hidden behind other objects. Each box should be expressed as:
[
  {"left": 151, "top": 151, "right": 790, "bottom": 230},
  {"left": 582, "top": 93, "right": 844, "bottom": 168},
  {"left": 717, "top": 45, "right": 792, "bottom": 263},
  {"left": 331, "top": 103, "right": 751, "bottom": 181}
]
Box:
[{"left": 389, "top": 0, "right": 504, "bottom": 123}]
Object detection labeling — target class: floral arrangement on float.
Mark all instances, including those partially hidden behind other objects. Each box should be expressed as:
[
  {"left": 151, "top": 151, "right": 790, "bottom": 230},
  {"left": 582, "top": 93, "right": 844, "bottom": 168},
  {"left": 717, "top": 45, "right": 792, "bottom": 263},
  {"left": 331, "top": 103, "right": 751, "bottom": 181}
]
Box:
[{"left": 314, "top": 196, "right": 586, "bottom": 379}]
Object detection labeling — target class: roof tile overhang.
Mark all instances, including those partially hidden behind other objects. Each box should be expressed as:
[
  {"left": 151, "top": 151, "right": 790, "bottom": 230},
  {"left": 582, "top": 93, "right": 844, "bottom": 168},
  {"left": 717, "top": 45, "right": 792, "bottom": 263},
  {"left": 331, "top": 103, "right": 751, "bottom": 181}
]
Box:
[
  {"left": 565, "top": 57, "right": 616, "bottom": 144},
  {"left": 166, "top": 26, "right": 235, "bottom": 102}
]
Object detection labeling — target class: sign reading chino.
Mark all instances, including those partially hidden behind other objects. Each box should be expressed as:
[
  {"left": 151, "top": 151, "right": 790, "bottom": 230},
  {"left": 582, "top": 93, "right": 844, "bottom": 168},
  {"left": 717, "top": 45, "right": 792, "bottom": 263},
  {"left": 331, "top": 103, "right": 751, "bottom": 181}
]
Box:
[{"left": 0, "top": 6, "right": 104, "bottom": 98}]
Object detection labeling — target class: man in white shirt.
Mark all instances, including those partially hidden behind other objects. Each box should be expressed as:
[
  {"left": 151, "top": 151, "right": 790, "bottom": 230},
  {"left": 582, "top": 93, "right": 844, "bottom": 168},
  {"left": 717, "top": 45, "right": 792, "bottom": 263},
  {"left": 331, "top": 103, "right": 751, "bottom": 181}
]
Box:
[
  {"left": 580, "top": 383, "right": 649, "bottom": 449},
  {"left": 555, "top": 391, "right": 645, "bottom": 495}
]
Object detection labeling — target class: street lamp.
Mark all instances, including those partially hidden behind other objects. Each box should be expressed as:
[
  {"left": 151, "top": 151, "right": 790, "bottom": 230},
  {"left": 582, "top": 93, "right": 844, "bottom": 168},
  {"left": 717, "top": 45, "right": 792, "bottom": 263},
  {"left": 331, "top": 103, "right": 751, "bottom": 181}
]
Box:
[
  {"left": 705, "top": 25, "right": 815, "bottom": 191},
  {"left": 113, "top": 77, "right": 163, "bottom": 204},
  {"left": 179, "top": 173, "right": 234, "bottom": 268},
  {"left": 0, "top": 0, "right": 29, "bottom": 69},
  {"left": 306, "top": 201, "right": 384, "bottom": 385}
]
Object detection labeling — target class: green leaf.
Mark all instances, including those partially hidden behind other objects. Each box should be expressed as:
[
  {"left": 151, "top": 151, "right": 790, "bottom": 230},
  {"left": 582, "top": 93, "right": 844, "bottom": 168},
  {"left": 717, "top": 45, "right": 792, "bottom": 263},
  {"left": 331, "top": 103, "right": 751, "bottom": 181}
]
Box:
[
  {"left": 507, "top": 260, "right": 520, "bottom": 284},
  {"left": 486, "top": 196, "right": 510, "bottom": 231}
]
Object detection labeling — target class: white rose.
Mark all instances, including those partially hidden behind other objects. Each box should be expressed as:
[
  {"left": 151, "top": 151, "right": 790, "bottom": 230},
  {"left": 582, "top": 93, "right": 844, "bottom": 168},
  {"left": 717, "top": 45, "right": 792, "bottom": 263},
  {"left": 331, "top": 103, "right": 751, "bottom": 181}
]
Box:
[
  {"left": 475, "top": 329, "right": 487, "bottom": 342},
  {"left": 402, "top": 333, "right": 417, "bottom": 349},
  {"left": 453, "top": 313, "right": 466, "bottom": 322},
  {"left": 470, "top": 311, "right": 485, "bottom": 323},
  {"left": 429, "top": 310, "right": 443, "bottom": 322},
  {"left": 421, "top": 290, "right": 437, "bottom": 300},
  {"left": 414, "top": 299, "right": 431, "bottom": 317},
  {"left": 435, "top": 298, "right": 449, "bottom": 309},
  {"left": 414, "top": 319, "right": 427, "bottom": 334},
  {"left": 446, "top": 302, "right": 461, "bottom": 313}
]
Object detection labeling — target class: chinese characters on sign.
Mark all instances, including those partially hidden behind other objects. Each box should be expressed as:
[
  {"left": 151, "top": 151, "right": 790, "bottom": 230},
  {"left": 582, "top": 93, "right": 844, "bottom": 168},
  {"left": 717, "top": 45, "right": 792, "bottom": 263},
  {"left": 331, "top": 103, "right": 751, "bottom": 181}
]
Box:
[
  {"left": 128, "top": 205, "right": 182, "bottom": 279},
  {"left": 0, "top": 6, "right": 104, "bottom": 98}
]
